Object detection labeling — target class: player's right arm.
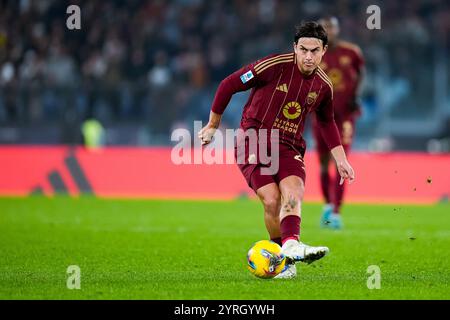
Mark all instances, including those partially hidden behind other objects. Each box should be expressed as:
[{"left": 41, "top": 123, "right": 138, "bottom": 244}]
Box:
[
  {"left": 198, "top": 54, "right": 288, "bottom": 145},
  {"left": 198, "top": 65, "right": 256, "bottom": 145}
]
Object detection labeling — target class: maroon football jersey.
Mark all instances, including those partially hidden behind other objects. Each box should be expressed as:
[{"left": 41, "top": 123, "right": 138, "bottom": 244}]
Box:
[
  {"left": 320, "top": 41, "right": 364, "bottom": 119},
  {"left": 211, "top": 52, "right": 340, "bottom": 152}
]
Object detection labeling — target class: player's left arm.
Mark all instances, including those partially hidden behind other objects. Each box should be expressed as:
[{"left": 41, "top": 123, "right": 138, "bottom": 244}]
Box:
[{"left": 316, "top": 89, "right": 355, "bottom": 185}]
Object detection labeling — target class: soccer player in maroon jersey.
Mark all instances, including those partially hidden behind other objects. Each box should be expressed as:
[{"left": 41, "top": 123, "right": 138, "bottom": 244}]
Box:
[
  {"left": 314, "top": 17, "right": 365, "bottom": 229},
  {"left": 198, "top": 22, "right": 355, "bottom": 278}
]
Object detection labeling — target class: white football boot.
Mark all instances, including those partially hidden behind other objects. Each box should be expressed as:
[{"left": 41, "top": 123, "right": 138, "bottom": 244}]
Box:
[
  {"left": 282, "top": 239, "right": 329, "bottom": 264},
  {"left": 274, "top": 262, "right": 297, "bottom": 279}
]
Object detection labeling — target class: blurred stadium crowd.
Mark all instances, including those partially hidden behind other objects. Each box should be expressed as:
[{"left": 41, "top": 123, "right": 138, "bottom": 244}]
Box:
[{"left": 0, "top": 0, "right": 449, "bottom": 150}]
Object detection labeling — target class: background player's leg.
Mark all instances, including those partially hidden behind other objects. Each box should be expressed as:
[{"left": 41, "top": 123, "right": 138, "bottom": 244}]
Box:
[
  {"left": 319, "top": 153, "right": 334, "bottom": 227},
  {"left": 313, "top": 118, "right": 332, "bottom": 205},
  {"left": 330, "top": 119, "right": 353, "bottom": 229},
  {"left": 314, "top": 120, "right": 334, "bottom": 227},
  {"left": 256, "top": 183, "right": 281, "bottom": 246},
  {"left": 320, "top": 153, "right": 332, "bottom": 204},
  {"left": 329, "top": 143, "right": 350, "bottom": 229}
]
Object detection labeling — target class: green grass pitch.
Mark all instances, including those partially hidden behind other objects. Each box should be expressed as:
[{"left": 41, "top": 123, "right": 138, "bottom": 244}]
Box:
[{"left": 0, "top": 196, "right": 449, "bottom": 299}]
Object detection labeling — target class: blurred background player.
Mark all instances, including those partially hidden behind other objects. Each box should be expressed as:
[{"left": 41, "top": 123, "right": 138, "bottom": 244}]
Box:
[{"left": 313, "top": 17, "right": 365, "bottom": 229}]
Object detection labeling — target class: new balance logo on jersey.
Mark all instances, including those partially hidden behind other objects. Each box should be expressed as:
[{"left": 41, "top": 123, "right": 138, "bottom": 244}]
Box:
[{"left": 276, "top": 83, "right": 288, "bottom": 93}]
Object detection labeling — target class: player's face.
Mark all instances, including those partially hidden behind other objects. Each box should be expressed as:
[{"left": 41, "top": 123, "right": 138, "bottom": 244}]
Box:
[{"left": 293, "top": 37, "right": 327, "bottom": 75}]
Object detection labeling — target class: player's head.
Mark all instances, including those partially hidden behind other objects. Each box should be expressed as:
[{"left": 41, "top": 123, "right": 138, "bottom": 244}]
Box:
[
  {"left": 318, "top": 16, "right": 340, "bottom": 44},
  {"left": 293, "top": 21, "right": 328, "bottom": 75}
]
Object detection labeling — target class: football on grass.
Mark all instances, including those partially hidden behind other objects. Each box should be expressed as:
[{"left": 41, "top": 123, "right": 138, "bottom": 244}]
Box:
[{"left": 247, "top": 240, "right": 286, "bottom": 279}]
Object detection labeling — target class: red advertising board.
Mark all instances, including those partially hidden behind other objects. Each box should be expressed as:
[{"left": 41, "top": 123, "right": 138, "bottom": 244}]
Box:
[{"left": 0, "top": 146, "right": 448, "bottom": 204}]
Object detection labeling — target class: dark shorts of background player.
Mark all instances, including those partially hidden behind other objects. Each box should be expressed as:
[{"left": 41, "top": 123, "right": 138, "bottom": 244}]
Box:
[
  {"left": 235, "top": 141, "right": 306, "bottom": 193},
  {"left": 314, "top": 117, "right": 355, "bottom": 156}
]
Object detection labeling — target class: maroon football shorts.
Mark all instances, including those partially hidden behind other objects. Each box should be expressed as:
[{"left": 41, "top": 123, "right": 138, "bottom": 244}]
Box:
[
  {"left": 235, "top": 140, "right": 306, "bottom": 193},
  {"left": 313, "top": 117, "right": 355, "bottom": 156}
]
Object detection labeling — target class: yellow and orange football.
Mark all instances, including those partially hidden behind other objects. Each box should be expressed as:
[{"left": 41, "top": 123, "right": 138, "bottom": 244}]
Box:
[{"left": 247, "top": 240, "right": 286, "bottom": 279}]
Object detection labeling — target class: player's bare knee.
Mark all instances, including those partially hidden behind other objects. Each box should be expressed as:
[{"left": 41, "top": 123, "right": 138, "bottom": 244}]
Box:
[
  {"left": 264, "top": 210, "right": 280, "bottom": 222},
  {"left": 262, "top": 195, "right": 280, "bottom": 216}
]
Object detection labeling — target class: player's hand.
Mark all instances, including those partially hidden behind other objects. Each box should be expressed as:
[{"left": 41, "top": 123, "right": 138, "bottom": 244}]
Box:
[
  {"left": 198, "top": 123, "right": 217, "bottom": 145},
  {"left": 337, "top": 160, "right": 355, "bottom": 185}
]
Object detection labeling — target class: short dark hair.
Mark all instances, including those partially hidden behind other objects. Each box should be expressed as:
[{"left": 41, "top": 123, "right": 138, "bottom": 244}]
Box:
[{"left": 294, "top": 21, "right": 328, "bottom": 47}]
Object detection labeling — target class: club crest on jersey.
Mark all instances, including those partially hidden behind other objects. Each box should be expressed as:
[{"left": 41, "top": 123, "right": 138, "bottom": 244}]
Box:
[
  {"left": 339, "top": 55, "right": 351, "bottom": 66},
  {"left": 307, "top": 92, "right": 318, "bottom": 104},
  {"left": 240, "top": 70, "right": 254, "bottom": 84},
  {"left": 282, "top": 101, "right": 301, "bottom": 120},
  {"left": 328, "top": 68, "right": 344, "bottom": 90}
]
